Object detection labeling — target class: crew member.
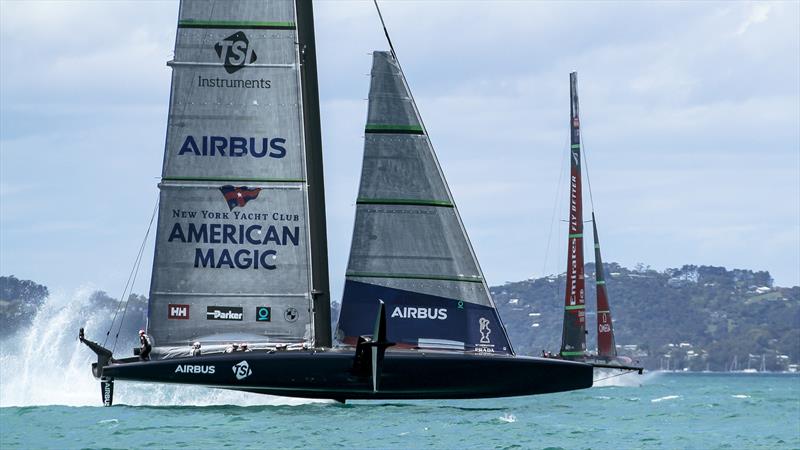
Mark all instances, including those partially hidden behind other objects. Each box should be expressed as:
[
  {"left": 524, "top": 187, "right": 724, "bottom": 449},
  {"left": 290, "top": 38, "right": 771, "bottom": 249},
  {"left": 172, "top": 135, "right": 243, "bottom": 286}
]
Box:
[
  {"left": 191, "top": 342, "right": 202, "bottom": 357},
  {"left": 138, "top": 329, "right": 152, "bottom": 361}
]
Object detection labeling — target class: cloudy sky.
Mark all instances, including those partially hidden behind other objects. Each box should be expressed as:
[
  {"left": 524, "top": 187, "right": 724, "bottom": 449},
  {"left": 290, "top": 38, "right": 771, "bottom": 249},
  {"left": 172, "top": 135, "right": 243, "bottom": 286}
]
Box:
[{"left": 1, "top": 0, "right": 798, "bottom": 301}]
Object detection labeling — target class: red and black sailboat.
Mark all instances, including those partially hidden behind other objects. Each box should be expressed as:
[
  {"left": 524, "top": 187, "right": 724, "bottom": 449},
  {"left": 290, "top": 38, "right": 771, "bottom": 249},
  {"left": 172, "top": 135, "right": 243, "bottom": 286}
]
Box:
[{"left": 557, "top": 72, "right": 641, "bottom": 374}]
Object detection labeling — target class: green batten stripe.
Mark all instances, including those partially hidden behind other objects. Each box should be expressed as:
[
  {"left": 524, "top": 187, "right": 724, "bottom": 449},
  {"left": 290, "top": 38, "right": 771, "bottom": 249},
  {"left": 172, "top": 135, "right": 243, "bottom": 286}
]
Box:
[
  {"left": 571, "top": 144, "right": 581, "bottom": 149},
  {"left": 163, "top": 177, "right": 305, "bottom": 183},
  {"left": 178, "top": 20, "right": 295, "bottom": 30},
  {"left": 565, "top": 305, "right": 585, "bottom": 310},
  {"left": 596, "top": 280, "right": 606, "bottom": 285},
  {"left": 561, "top": 351, "right": 585, "bottom": 356},
  {"left": 356, "top": 198, "right": 454, "bottom": 208},
  {"left": 569, "top": 233, "right": 583, "bottom": 238},
  {"left": 346, "top": 272, "right": 483, "bottom": 283},
  {"left": 598, "top": 310, "right": 610, "bottom": 314},
  {"left": 365, "top": 124, "right": 425, "bottom": 135},
  {"left": 595, "top": 244, "right": 601, "bottom": 248}
]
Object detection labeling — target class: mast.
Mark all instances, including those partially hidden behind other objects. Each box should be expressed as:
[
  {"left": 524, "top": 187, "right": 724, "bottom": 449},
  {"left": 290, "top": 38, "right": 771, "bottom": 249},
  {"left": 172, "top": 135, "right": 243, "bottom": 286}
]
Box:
[
  {"left": 560, "top": 71, "right": 587, "bottom": 360},
  {"left": 296, "top": 0, "right": 331, "bottom": 348},
  {"left": 592, "top": 212, "right": 617, "bottom": 359}
]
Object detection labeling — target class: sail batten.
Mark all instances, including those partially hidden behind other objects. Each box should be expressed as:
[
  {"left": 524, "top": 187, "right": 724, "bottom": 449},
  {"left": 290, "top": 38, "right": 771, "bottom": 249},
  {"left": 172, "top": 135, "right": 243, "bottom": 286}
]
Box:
[{"left": 336, "top": 51, "right": 512, "bottom": 355}]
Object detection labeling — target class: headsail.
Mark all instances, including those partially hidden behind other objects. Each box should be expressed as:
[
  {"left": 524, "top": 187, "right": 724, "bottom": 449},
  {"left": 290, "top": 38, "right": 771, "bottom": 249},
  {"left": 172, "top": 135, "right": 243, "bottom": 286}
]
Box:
[
  {"left": 560, "top": 71, "right": 587, "bottom": 360},
  {"left": 147, "top": 0, "right": 330, "bottom": 351},
  {"left": 592, "top": 212, "right": 617, "bottom": 359},
  {"left": 335, "top": 52, "right": 512, "bottom": 355}
]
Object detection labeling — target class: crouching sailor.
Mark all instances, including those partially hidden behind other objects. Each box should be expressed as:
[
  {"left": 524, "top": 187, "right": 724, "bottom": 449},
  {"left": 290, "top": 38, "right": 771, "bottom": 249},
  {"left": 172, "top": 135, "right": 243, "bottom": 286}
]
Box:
[{"left": 138, "top": 329, "right": 152, "bottom": 361}]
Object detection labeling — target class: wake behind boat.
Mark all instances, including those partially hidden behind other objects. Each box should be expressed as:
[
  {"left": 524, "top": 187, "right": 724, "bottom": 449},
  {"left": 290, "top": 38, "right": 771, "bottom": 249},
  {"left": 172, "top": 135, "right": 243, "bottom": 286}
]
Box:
[{"left": 80, "top": 0, "right": 592, "bottom": 406}]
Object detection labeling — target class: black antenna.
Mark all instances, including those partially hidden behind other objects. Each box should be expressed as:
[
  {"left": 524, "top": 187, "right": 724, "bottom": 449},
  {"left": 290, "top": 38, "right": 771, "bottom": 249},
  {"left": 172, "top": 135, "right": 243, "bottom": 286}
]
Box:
[{"left": 373, "top": 0, "right": 397, "bottom": 61}]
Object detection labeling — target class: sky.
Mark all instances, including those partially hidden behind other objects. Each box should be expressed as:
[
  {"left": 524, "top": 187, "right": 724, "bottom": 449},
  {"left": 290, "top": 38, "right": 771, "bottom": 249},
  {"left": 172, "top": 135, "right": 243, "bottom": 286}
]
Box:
[{"left": 1, "top": 0, "right": 798, "bottom": 302}]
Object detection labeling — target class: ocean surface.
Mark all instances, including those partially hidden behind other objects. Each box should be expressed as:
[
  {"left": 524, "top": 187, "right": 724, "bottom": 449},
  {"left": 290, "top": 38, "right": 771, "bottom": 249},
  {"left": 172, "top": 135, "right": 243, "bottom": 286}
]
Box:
[
  {"left": 1, "top": 372, "right": 798, "bottom": 449},
  {"left": 1, "top": 291, "right": 798, "bottom": 448}
]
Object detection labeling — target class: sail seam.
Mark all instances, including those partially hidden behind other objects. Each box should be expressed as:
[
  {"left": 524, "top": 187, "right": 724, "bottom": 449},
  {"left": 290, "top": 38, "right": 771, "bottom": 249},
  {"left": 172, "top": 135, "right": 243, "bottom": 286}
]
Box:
[
  {"left": 346, "top": 271, "right": 483, "bottom": 283},
  {"left": 162, "top": 177, "right": 306, "bottom": 183},
  {"left": 356, "top": 198, "right": 454, "bottom": 207},
  {"left": 178, "top": 20, "right": 296, "bottom": 29},
  {"left": 365, "top": 124, "right": 425, "bottom": 134}
]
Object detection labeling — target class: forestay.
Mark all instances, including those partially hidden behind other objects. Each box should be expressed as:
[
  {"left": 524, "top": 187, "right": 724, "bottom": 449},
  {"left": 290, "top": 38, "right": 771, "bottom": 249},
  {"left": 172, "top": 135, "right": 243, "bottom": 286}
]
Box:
[
  {"left": 147, "top": 0, "right": 316, "bottom": 349},
  {"left": 335, "top": 52, "right": 512, "bottom": 355}
]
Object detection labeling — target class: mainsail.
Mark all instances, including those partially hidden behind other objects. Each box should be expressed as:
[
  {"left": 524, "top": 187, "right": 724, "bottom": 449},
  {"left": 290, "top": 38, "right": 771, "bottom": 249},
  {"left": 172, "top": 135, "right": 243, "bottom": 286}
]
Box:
[
  {"left": 335, "top": 51, "right": 512, "bottom": 354},
  {"left": 147, "top": 0, "right": 330, "bottom": 350},
  {"left": 592, "top": 212, "right": 617, "bottom": 359},
  {"left": 560, "top": 71, "right": 587, "bottom": 359}
]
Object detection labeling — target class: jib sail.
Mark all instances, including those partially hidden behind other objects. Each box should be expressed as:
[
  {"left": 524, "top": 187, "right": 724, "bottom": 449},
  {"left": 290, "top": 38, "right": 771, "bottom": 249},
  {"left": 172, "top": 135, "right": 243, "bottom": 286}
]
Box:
[
  {"left": 147, "top": 0, "right": 330, "bottom": 350},
  {"left": 335, "top": 52, "right": 512, "bottom": 355},
  {"left": 560, "top": 72, "right": 587, "bottom": 359},
  {"left": 592, "top": 212, "right": 617, "bottom": 359}
]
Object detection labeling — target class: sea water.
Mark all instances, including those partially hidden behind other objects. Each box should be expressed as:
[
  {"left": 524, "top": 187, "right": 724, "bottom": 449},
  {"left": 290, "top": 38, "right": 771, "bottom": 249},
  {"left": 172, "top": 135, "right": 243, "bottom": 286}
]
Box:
[{"left": 1, "top": 290, "right": 799, "bottom": 449}]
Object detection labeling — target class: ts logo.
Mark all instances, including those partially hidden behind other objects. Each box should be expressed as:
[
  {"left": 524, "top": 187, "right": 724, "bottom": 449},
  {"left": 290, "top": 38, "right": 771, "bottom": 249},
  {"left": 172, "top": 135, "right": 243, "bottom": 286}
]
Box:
[
  {"left": 232, "top": 360, "right": 252, "bottom": 380},
  {"left": 214, "top": 31, "right": 257, "bottom": 74}
]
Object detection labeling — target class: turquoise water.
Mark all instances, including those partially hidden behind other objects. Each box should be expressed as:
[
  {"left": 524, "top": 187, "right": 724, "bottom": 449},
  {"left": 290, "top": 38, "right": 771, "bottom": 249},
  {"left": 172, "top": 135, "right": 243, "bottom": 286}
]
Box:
[{"left": 1, "top": 373, "right": 798, "bottom": 449}]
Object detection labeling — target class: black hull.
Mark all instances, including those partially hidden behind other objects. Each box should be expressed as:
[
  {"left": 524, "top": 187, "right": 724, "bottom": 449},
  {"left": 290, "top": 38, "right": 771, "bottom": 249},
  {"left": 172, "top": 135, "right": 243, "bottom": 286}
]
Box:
[{"left": 103, "top": 349, "right": 593, "bottom": 400}]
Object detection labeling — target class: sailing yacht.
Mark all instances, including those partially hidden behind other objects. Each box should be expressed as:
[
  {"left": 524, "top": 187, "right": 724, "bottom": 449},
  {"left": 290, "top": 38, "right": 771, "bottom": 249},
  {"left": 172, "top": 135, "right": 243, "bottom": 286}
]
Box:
[
  {"left": 555, "top": 72, "right": 641, "bottom": 374},
  {"left": 80, "top": 0, "right": 593, "bottom": 405}
]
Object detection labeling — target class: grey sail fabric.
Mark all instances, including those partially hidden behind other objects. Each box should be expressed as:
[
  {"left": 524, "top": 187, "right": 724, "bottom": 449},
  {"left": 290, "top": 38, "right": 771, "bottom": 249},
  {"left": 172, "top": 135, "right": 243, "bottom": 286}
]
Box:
[
  {"left": 337, "top": 52, "right": 513, "bottom": 354},
  {"left": 348, "top": 51, "right": 488, "bottom": 303},
  {"left": 147, "top": 0, "right": 315, "bottom": 349}
]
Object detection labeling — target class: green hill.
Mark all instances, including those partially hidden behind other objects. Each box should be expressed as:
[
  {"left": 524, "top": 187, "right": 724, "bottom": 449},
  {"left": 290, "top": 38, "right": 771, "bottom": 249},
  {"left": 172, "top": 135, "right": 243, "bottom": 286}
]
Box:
[{"left": 491, "top": 263, "right": 799, "bottom": 371}]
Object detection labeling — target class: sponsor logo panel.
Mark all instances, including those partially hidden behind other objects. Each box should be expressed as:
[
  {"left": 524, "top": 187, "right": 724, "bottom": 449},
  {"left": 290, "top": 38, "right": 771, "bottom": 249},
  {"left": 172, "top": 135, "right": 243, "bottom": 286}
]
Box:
[
  {"left": 390, "top": 306, "right": 447, "bottom": 320},
  {"left": 233, "top": 360, "right": 252, "bottom": 380},
  {"left": 168, "top": 304, "right": 190, "bottom": 320},
  {"left": 256, "top": 306, "right": 271, "bottom": 322},
  {"left": 206, "top": 306, "right": 244, "bottom": 321},
  {"left": 283, "top": 307, "right": 298, "bottom": 322},
  {"left": 175, "top": 365, "right": 216, "bottom": 374},
  {"left": 215, "top": 31, "right": 257, "bottom": 74}
]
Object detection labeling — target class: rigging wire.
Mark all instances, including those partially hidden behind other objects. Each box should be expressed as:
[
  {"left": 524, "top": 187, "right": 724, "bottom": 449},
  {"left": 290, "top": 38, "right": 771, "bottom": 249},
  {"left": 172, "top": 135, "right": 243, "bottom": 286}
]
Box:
[
  {"left": 373, "top": 0, "right": 397, "bottom": 61},
  {"left": 541, "top": 134, "right": 570, "bottom": 279},
  {"left": 581, "top": 131, "right": 597, "bottom": 214},
  {"left": 104, "top": 198, "right": 158, "bottom": 352}
]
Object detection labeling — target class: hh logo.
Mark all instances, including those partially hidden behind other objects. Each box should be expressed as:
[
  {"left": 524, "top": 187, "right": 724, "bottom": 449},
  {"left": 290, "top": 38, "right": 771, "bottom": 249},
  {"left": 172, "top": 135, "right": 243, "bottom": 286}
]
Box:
[
  {"left": 233, "top": 360, "right": 252, "bottom": 380},
  {"left": 219, "top": 185, "right": 261, "bottom": 211},
  {"left": 214, "top": 31, "right": 257, "bottom": 74},
  {"left": 168, "top": 304, "right": 190, "bottom": 320}
]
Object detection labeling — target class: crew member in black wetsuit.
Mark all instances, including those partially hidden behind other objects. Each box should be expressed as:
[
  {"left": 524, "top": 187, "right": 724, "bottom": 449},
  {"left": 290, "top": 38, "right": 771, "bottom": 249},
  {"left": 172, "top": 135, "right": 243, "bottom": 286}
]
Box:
[{"left": 138, "top": 329, "right": 152, "bottom": 361}]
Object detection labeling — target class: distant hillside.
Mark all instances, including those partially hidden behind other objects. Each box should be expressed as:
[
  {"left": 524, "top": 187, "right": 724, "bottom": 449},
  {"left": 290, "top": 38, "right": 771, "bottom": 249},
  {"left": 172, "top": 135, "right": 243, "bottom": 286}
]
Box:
[
  {"left": 491, "top": 263, "right": 799, "bottom": 371},
  {"left": 4, "top": 266, "right": 799, "bottom": 371}
]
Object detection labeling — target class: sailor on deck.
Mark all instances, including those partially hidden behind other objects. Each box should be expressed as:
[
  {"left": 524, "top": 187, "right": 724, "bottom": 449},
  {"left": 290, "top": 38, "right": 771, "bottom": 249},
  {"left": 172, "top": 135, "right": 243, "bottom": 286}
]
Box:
[
  {"left": 138, "top": 330, "right": 152, "bottom": 361},
  {"left": 191, "top": 342, "right": 202, "bottom": 357}
]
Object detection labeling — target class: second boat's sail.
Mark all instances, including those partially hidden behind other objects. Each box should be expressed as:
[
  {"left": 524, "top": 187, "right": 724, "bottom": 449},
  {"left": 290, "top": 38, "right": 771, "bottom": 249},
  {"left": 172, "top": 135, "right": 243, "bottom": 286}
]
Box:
[
  {"left": 592, "top": 212, "right": 617, "bottom": 359},
  {"left": 560, "top": 71, "right": 587, "bottom": 359},
  {"left": 147, "top": 0, "right": 329, "bottom": 352},
  {"left": 335, "top": 51, "right": 512, "bottom": 354}
]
